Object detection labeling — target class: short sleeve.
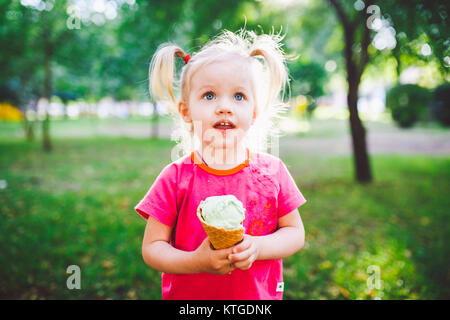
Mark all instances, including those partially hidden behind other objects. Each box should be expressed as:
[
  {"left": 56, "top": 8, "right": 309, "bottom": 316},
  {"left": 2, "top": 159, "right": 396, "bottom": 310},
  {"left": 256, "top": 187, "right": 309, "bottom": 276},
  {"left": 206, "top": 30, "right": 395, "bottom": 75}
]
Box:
[
  {"left": 277, "top": 160, "right": 307, "bottom": 218},
  {"left": 134, "top": 164, "right": 178, "bottom": 228}
]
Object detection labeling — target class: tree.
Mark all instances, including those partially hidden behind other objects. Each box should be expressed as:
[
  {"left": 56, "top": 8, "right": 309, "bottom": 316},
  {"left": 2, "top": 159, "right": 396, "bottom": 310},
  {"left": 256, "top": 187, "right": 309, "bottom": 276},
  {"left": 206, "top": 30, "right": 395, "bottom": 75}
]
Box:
[
  {"left": 36, "top": 1, "right": 103, "bottom": 151},
  {"left": 288, "top": 60, "right": 327, "bottom": 115},
  {"left": 328, "top": 0, "right": 375, "bottom": 183},
  {"left": 378, "top": 0, "right": 449, "bottom": 79},
  {"left": 0, "top": 1, "right": 40, "bottom": 141},
  {"left": 391, "top": 0, "right": 449, "bottom": 76},
  {"left": 1, "top": 0, "right": 120, "bottom": 149}
]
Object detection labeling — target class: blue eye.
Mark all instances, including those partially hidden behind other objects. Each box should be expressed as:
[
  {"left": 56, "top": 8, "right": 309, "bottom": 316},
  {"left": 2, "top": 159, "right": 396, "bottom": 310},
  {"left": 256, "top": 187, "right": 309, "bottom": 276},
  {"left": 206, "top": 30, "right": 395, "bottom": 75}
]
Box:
[
  {"left": 204, "top": 92, "right": 215, "bottom": 100},
  {"left": 235, "top": 93, "right": 244, "bottom": 101}
]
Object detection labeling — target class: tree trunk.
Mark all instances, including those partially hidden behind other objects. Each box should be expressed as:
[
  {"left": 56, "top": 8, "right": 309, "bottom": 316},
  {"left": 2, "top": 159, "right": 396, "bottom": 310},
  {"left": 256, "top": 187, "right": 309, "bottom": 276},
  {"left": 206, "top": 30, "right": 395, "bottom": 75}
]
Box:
[
  {"left": 330, "top": 0, "right": 373, "bottom": 183},
  {"left": 347, "top": 77, "right": 372, "bottom": 183},
  {"left": 19, "top": 78, "right": 35, "bottom": 142},
  {"left": 23, "top": 104, "right": 35, "bottom": 142},
  {"left": 392, "top": 45, "right": 402, "bottom": 80},
  {"left": 26, "top": 120, "right": 34, "bottom": 141},
  {"left": 345, "top": 45, "right": 372, "bottom": 183},
  {"left": 42, "top": 25, "right": 52, "bottom": 152}
]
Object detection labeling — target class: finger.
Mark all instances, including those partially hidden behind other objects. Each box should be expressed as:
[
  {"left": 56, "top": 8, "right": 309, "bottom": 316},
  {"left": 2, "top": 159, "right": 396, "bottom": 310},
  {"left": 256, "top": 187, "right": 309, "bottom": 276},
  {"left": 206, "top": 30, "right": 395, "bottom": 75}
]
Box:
[
  {"left": 227, "top": 263, "right": 235, "bottom": 275},
  {"left": 239, "top": 254, "right": 256, "bottom": 270},
  {"left": 214, "top": 246, "right": 235, "bottom": 261},
  {"left": 232, "top": 238, "right": 251, "bottom": 254},
  {"left": 234, "top": 259, "right": 251, "bottom": 270},
  {"left": 236, "top": 250, "right": 257, "bottom": 267},
  {"left": 229, "top": 247, "right": 253, "bottom": 263}
]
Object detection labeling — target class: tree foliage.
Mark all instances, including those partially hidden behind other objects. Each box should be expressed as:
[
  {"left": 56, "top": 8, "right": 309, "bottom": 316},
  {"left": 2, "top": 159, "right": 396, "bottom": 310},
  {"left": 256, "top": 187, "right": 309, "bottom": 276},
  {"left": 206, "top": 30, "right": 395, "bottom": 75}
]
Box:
[{"left": 0, "top": 0, "right": 447, "bottom": 105}]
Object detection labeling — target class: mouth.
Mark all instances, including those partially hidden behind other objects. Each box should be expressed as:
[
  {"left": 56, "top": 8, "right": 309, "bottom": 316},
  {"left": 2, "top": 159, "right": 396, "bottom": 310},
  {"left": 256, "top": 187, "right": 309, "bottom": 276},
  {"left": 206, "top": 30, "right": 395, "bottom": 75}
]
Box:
[{"left": 213, "top": 120, "right": 236, "bottom": 131}]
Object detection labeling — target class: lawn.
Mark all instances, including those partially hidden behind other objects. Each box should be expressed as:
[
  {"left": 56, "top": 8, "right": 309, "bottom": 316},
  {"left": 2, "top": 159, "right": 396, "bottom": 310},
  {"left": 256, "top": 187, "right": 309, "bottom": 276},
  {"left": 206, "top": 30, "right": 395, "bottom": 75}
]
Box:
[{"left": 0, "top": 120, "right": 449, "bottom": 299}]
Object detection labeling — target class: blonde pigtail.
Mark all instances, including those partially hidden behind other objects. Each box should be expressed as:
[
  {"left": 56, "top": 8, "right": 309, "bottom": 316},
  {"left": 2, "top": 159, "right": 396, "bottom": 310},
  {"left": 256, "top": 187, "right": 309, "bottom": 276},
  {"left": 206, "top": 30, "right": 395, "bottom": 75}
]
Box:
[
  {"left": 149, "top": 44, "right": 187, "bottom": 108},
  {"left": 244, "top": 31, "right": 290, "bottom": 154},
  {"left": 249, "top": 32, "right": 289, "bottom": 111}
]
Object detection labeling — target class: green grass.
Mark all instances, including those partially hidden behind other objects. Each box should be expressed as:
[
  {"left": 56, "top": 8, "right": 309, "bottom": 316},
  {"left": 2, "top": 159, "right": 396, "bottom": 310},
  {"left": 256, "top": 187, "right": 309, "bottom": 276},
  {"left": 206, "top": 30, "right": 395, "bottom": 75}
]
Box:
[
  {"left": 0, "top": 126, "right": 449, "bottom": 299},
  {"left": 0, "top": 116, "right": 173, "bottom": 141},
  {"left": 282, "top": 155, "right": 449, "bottom": 299}
]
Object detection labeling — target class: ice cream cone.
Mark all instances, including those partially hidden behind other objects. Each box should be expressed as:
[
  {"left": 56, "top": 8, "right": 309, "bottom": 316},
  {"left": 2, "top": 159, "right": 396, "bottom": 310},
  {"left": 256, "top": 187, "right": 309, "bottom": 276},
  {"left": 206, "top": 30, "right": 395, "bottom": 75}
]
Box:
[{"left": 197, "top": 201, "right": 245, "bottom": 250}]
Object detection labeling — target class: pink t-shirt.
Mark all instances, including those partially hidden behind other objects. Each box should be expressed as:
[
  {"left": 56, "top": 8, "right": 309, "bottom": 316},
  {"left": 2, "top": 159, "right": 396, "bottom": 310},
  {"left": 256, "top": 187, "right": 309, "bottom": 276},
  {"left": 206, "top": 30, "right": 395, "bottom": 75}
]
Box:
[{"left": 134, "top": 149, "right": 307, "bottom": 300}]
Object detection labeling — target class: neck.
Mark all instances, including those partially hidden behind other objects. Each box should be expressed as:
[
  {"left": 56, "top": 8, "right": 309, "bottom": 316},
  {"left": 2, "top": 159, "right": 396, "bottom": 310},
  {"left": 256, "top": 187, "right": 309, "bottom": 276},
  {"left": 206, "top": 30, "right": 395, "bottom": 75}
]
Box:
[{"left": 198, "top": 144, "right": 247, "bottom": 170}]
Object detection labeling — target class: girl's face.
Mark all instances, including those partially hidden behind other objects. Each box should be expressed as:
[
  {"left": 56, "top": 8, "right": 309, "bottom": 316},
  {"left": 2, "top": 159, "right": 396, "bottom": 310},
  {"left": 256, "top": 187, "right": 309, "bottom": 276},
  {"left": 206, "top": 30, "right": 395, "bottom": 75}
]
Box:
[{"left": 179, "top": 55, "right": 257, "bottom": 152}]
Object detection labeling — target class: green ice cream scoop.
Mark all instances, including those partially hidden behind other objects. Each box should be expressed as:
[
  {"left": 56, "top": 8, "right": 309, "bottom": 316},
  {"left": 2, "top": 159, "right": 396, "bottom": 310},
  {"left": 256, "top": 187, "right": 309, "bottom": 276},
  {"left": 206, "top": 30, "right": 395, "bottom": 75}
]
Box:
[{"left": 200, "top": 195, "right": 245, "bottom": 230}]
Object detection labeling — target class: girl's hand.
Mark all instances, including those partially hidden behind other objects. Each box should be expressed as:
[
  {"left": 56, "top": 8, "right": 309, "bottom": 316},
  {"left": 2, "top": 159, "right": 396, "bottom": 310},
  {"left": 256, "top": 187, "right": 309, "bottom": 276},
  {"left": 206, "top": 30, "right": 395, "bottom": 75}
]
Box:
[
  {"left": 228, "top": 234, "right": 260, "bottom": 271},
  {"left": 194, "top": 237, "right": 236, "bottom": 275}
]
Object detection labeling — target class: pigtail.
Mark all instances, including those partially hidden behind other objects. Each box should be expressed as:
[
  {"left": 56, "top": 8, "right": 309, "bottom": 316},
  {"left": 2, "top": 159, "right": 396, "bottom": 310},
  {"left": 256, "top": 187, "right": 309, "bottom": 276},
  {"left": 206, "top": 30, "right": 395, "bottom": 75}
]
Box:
[
  {"left": 249, "top": 31, "right": 289, "bottom": 111},
  {"left": 149, "top": 44, "right": 187, "bottom": 106},
  {"left": 244, "top": 30, "right": 290, "bottom": 154}
]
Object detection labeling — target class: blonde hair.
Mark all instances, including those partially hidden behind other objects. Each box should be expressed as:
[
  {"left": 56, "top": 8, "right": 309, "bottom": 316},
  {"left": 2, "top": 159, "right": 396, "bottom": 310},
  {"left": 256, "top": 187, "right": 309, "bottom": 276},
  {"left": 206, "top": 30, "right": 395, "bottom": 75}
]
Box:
[{"left": 149, "top": 28, "right": 290, "bottom": 157}]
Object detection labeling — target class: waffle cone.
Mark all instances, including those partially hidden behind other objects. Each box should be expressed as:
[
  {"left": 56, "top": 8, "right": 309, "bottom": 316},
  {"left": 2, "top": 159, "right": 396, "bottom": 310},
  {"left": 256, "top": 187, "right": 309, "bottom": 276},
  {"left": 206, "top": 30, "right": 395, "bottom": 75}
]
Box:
[{"left": 197, "top": 201, "right": 245, "bottom": 250}]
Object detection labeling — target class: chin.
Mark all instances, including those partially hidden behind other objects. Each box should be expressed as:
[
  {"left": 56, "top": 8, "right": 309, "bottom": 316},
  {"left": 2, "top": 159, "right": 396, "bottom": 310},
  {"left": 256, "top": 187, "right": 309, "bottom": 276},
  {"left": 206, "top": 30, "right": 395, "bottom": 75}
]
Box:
[
  {"left": 217, "top": 133, "right": 243, "bottom": 148},
  {"left": 201, "top": 126, "right": 249, "bottom": 150}
]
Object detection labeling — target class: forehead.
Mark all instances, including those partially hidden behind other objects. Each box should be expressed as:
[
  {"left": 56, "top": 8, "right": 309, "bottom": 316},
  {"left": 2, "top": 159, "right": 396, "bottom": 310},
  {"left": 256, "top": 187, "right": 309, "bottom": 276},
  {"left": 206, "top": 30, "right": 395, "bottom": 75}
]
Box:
[{"left": 190, "top": 54, "right": 254, "bottom": 91}]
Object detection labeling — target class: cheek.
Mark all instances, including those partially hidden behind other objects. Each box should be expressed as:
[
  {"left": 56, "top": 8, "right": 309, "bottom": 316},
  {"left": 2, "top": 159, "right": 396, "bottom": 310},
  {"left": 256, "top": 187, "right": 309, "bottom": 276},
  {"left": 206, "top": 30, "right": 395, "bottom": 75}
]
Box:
[
  {"left": 189, "top": 109, "right": 212, "bottom": 134},
  {"left": 239, "top": 103, "right": 256, "bottom": 125},
  {"left": 188, "top": 101, "right": 208, "bottom": 120}
]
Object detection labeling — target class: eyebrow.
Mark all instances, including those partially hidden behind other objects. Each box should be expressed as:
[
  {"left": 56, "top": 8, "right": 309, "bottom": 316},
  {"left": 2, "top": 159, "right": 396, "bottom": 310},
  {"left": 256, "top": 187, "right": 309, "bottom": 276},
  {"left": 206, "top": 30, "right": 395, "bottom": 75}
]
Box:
[
  {"left": 197, "top": 85, "right": 250, "bottom": 93},
  {"left": 197, "top": 85, "right": 215, "bottom": 92},
  {"left": 234, "top": 86, "right": 249, "bottom": 93}
]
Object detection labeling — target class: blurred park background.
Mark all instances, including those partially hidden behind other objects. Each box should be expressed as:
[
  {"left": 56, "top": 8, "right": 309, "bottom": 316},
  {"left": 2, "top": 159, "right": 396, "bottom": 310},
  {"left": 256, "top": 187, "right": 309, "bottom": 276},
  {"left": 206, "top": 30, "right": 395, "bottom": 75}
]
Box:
[{"left": 0, "top": 0, "right": 449, "bottom": 300}]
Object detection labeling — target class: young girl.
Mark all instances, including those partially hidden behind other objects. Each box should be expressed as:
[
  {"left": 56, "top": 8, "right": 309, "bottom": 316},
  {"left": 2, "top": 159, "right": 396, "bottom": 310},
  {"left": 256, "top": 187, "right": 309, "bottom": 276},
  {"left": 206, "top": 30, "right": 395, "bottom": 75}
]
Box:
[{"left": 134, "top": 29, "right": 307, "bottom": 300}]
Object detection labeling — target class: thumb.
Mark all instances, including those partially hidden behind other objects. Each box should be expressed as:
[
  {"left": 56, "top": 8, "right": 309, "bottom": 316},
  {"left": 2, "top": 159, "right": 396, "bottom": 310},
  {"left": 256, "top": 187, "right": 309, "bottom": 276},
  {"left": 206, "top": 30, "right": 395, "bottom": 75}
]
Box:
[
  {"left": 213, "top": 246, "right": 234, "bottom": 260},
  {"left": 232, "top": 236, "right": 248, "bottom": 253},
  {"left": 201, "top": 236, "right": 213, "bottom": 249}
]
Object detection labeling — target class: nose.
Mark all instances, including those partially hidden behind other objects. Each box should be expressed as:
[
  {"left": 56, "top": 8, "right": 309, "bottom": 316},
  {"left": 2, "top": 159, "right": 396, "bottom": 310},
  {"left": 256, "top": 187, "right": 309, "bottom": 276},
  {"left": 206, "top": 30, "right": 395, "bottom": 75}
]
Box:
[{"left": 215, "top": 100, "right": 234, "bottom": 115}]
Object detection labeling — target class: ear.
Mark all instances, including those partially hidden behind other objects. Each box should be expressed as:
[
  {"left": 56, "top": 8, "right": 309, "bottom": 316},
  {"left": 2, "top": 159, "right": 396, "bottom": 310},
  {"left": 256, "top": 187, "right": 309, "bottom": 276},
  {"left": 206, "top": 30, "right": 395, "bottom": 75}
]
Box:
[
  {"left": 178, "top": 101, "right": 192, "bottom": 123},
  {"left": 251, "top": 106, "right": 258, "bottom": 125}
]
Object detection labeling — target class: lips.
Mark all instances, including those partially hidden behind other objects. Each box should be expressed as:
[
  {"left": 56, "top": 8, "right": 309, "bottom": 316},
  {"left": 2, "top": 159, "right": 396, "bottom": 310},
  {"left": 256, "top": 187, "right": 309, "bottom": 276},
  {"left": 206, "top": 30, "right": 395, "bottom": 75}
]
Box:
[{"left": 213, "top": 119, "right": 236, "bottom": 130}]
